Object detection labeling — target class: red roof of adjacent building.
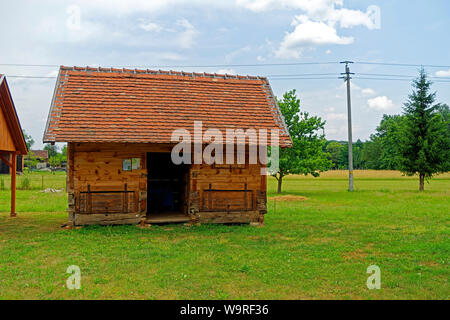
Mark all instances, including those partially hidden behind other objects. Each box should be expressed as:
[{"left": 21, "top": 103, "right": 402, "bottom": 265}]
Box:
[
  {"left": 30, "top": 150, "right": 48, "bottom": 160},
  {"left": 43, "top": 66, "right": 292, "bottom": 147}
]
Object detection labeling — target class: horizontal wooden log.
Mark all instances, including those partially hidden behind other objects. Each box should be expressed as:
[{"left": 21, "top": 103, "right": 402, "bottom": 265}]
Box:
[
  {"left": 196, "top": 210, "right": 261, "bottom": 224},
  {"left": 146, "top": 213, "right": 191, "bottom": 224},
  {"left": 74, "top": 213, "right": 143, "bottom": 226}
]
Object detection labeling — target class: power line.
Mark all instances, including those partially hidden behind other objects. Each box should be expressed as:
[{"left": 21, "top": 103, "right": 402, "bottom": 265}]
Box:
[
  {"left": 355, "top": 61, "right": 450, "bottom": 68},
  {"left": 5, "top": 74, "right": 340, "bottom": 80},
  {"left": 359, "top": 73, "right": 418, "bottom": 78},
  {"left": 4, "top": 69, "right": 450, "bottom": 82},
  {"left": 358, "top": 73, "right": 450, "bottom": 79},
  {"left": 267, "top": 73, "right": 337, "bottom": 77},
  {"left": 1, "top": 61, "right": 449, "bottom": 69},
  {"left": 270, "top": 72, "right": 450, "bottom": 80},
  {"left": 354, "top": 77, "right": 450, "bottom": 83},
  {"left": 5, "top": 75, "right": 341, "bottom": 81},
  {"left": 124, "top": 62, "right": 340, "bottom": 68},
  {"left": 0, "top": 61, "right": 340, "bottom": 69},
  {"left": 0, "top": 63, "right": 59, "bottom": 67},
  {"left": 6, "top": 75, "right": 56, "bottom": 79},
  {"left": 269, "top": 77, "right": 339, "bottom": 81},
  {"left": 6, "top": 75, "right": 450, "bottom": 82}
]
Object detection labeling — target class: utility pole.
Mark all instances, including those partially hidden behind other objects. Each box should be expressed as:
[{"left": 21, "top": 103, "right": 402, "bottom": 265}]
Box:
[{"left": 340, "top": 61, "right": 355, "bottom": 191}]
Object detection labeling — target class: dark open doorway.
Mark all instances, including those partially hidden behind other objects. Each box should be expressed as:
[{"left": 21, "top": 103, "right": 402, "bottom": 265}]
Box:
[{"left": 146, "top": 152, "right": 190, "bottom": 223}]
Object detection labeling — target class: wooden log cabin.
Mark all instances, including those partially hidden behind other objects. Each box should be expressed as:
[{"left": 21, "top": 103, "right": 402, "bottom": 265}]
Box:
[
  {"left": 43, "top": 66, "right": 291, "bottom": 226},
  {"left": 0, "top": 75, "right": 28, "bottom": 216}
]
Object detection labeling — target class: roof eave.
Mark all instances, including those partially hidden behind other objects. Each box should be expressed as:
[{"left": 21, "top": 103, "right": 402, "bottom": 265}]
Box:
[{"left": 42, "top": 68, "right": 62, "bottom": 144}]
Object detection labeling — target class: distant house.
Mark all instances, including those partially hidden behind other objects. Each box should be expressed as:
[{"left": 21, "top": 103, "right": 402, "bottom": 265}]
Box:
[
  {"left": 30, "top": 150, "right": 48, "bottom": 161},
  {"left": 44, "top": 66, "right": 291, "bottom": 226},
  {"left": 29, "top": 150, "right": 49, "bottom": 169}
]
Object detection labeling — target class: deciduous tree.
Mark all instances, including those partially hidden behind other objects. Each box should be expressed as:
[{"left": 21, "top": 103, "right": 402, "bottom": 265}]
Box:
[{"left": 273, "top": 90, "right": 331, "bottom": 193}]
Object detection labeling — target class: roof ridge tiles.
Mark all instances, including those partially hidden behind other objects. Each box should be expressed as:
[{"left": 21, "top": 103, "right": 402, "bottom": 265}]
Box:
[{"left": 59, "top": 65, "right": 267, "bottom": 82}]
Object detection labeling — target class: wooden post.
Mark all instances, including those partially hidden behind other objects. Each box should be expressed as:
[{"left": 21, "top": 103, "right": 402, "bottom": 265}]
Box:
[
  {"left": 244, "top": 183, "right": 248, "bottom": 210},
  {"left": 67, "top": 143, "right": 75, "bottom": 224},
  {"left": 123, "top": 183, "right": 128, "bottom": 213},
  {"left": 11, "top": 152, "right": 16, "bottom": 217},
  {"left": 208, "top": 183, "right": 212, "bottom": 211},
  {"left": 87, "top": 184, "right": 92, "bottom": 214}
]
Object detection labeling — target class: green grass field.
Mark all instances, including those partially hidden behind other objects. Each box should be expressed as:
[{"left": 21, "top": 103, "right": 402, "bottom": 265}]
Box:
[{"left": 0, "top": 171, "right": 448, "bottom": 299}]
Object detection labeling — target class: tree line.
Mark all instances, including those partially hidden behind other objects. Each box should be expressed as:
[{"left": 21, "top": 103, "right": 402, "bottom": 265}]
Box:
[{"left": 273, "top": 69, "right": 449, "bottom": 192}]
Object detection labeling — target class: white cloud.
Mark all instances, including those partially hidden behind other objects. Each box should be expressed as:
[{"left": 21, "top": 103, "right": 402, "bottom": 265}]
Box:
[
  {"left": 327, "top": 6, "right": 381, "bottom": 30},
  {"left": 361, "top": 88, "right": 376, "bottom": 96},
  {"left": 217, "top": 69, "right": 236, "bottom": 75},
  {"left": 325, "top": 112, "right": 347, "bottom": 120},
  {"left": 139, "top": 21, "right": 163, "bottom": 32},
  {"left": 236, "top": 0, "right": 380, "bottom": 29},
  {"left": 268, "top": 1, "right": 380, "bottom": 59},
  {"left": 326, "top": 49, "right": 332, "bottom": 54},
  {"left": 338, "top": 81, "right": 360, "bottom": 91},
  {"left": 176, "top": 18, "right": 198, "bottom": 49},
  {"left": 236, "top": 0, "right": 342, "bottom": 14},
  {"left": 57, "top": 1, "right": 380, "bottom": 58},
  {"left": 367, "top": 96, "right": 395, "bottom": 111},
  {"left": 70, "top": 0, "right": 180, "bottom": 15},
  {"left": 225, "top": 46, "right": 251, "bottom": 62},
  {"left": 276, "top": 16, "right": 353, "bottom": 59},
  {"left": 351, "top": 82, "right": 361, "bottom": 91},
  {"left": 159, "top": 52, "right": 186, "bottom": 61},
  {"left": 435, "top": 69, "right": 450, "bottom": 77},
  {"left": 339, "top": 82, "right": 375, "bottom": 97}
]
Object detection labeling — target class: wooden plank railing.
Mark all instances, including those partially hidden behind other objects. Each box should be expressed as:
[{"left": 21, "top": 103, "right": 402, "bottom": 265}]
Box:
[
  {"left": 78, "top": 184, "right": 136, "bottom": 214},
  {"left": 202, "top": 183, "right": 254, "bottom": 212}
]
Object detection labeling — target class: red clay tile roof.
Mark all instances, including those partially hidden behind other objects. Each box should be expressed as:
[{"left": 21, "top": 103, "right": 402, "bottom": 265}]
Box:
[{"left": 43, "top": 66, "right": 292, "bottom": 147}]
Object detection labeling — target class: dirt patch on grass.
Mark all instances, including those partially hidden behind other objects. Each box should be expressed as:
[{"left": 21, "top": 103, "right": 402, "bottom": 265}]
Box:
[
  {"left": 342, "top": 249, "right": 368, "bottom": 261},
  {"left": 271, "top": 195, "right": 308, "bottom": 202},
  {"left": 307, "top": 236, "right": 336, "bottom": 244},
  {"left": 420, "top": 261, "right": 441, "bottom": 267},
  {"left": 342, "top": 243, "right": 374, "bottom": 261}
]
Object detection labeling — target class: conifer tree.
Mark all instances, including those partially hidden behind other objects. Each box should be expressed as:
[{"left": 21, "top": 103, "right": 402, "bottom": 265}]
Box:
[{"left": 399, "top": 69, "right": 450, "bottom": 191}]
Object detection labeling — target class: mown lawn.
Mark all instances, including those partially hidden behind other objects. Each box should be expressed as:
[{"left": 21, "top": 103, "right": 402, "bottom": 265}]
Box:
[{"left": 0, "top": 171, "right": 448, "bottom": 299}]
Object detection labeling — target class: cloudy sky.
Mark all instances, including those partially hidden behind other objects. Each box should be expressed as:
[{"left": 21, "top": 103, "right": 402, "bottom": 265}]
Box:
[{"left": 1, "top": 0, "right": 449, "bottom": 149}]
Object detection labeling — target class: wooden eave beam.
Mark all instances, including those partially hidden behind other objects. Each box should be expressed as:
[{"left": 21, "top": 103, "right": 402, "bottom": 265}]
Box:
[{"left": 0, "top": 153, "right": 13, "bottom": 168}]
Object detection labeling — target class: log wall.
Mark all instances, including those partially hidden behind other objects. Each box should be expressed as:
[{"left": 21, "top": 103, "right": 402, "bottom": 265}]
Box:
[
  {"left": 68, "top": 143, "right": 160, "bottom": 225},
  {"left": 68, "top": 143, "right": 267, "bottom": 226},
  {"left": 189, "top": 163, "right": 267, "bottom": 224}
]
